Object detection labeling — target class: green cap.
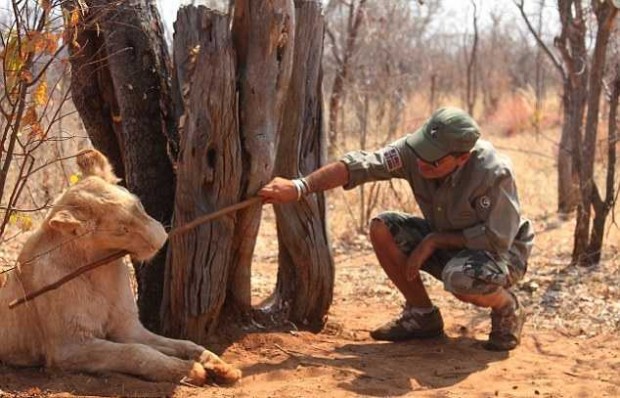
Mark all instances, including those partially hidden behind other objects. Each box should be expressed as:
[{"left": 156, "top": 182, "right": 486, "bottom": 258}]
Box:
[{"left": 406, "top": 107, "right": 480, "bottom": 162}]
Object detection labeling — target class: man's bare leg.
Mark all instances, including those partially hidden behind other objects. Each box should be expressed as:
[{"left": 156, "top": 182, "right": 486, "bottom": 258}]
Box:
[
  {"left": 454, "top": 289, "right": 524, "bottom": 351},
  {"left": 368, "top": 219, "right": 443, "bottom": 341},
  {"left": 453, "top": 288, "right": 516, "bottom": 311},
  {"left": 369, "top": 219, "right": 432, "bottom": 308}
]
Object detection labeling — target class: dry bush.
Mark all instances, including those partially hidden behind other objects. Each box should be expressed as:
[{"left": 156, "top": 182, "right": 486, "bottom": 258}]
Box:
[
  {"left": 486, "top": 88, "right": 535, "bottom": 136},
  {"left": 0, "top": 1, "right": 91, "bottom": 270}
]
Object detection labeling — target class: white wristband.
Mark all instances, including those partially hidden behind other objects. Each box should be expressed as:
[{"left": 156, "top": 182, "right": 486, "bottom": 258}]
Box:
[
  {"left": 299, "top": 177, "right": 311, "bottom": 195},
  {"left": 291, "top": 179, "right": 303, "bottom": 200}
]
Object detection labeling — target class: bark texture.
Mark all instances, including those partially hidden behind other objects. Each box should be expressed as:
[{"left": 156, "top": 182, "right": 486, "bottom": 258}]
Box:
[
  {"left": 162, "top": 7, "right": 242, "bottom": 342},
  {"left": 228, "top": 0, "right": 295, "bottom": 316},
  {"left": 259, "top": 0, "right": 334, "bottom": 330},
  {"left": 572, "top": 4, "right": 618, "bottom": 265},
  {"left": 64, "top": 0, "right": 176, "bottom": 331}
]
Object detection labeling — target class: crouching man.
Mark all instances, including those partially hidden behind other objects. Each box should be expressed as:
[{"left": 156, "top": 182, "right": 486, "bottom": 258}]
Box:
[{"left": 259, "top": 107, "right": 534, "bottom": 351}]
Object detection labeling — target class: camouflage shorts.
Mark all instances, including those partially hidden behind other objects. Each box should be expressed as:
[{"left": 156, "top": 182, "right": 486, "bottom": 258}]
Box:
[{"left": 374, "top": 212, "right": 526, "bottom": 296}]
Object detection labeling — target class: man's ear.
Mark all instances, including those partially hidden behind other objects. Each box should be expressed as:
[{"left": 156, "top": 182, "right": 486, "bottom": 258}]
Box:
[{"left": 48, "top": 209, "right": 82, "bottom": 234}]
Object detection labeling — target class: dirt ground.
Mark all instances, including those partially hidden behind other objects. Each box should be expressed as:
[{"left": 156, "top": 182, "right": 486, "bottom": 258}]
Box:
[
  {"left": 1, "top": 238, "right": 619, "bottom": 398},
  {"left": 1, "top": 128, "right": 619, "bottom": 397}
]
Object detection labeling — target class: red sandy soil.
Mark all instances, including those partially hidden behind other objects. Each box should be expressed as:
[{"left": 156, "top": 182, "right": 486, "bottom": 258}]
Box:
[{"left": 1, "top": 247, "right": 618, "bottom": 398}]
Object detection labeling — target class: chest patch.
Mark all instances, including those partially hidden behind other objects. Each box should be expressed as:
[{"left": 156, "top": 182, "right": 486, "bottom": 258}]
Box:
[
  {"left": 383, "top": 147, "right": 403, "bottom": 172},
  {"left": 478, "top": 195, "right": 491, "bottom": 209}
]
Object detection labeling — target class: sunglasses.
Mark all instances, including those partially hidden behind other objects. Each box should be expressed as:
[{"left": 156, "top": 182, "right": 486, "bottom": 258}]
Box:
[{"left": 414, "top": 152, "right": 452, "bottom": 168}]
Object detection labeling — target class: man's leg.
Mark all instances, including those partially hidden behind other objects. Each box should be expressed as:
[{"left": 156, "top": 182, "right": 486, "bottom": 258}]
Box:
[
  {"left": 369, "top": 218, "right": 432, "bottom": 308},
  {"left": 453, "top": 288, "right": 515, "bottom": 311},
  {"left": 367, "top": 216, "right": 444, "bottom": 341},
  {"left": 443, "top": 251, "right": 526, "bottom": 351}
]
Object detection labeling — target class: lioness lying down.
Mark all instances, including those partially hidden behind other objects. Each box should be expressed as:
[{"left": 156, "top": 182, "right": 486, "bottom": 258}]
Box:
[{"left": 0, "top": 149, "right": 241, "bottom": 386}]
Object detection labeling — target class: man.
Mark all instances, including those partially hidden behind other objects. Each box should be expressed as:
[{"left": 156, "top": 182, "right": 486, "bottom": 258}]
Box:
[{"left": 259, "top": 107, "right": 534, "bottom": 351}]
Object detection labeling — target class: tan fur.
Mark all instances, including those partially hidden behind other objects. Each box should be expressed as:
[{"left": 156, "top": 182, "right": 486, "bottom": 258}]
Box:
[{"left": 0, "top": 149, "right": 241, "bottom": 385}]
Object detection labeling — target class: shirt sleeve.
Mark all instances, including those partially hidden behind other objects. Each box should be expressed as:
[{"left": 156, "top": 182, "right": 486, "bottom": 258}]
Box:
[
  {"left": 339, "top": 137, "right": 410, "bottom": 190},
  {"left": 462, "top": 173, "right": 521, "bottom": 255}
]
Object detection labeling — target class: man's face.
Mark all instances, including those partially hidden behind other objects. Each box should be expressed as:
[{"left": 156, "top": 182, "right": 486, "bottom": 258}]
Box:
[{"left": 416, "top": 153, "right": 470, "bottom": 179}]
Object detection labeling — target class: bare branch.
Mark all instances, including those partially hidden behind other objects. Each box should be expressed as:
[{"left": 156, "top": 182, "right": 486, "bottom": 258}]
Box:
[{"left": 514, "top": 0, "right": 566, "bottom": 80}]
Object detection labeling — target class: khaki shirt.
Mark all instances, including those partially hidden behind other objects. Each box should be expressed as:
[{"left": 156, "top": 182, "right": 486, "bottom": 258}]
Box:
[{"left": 340, "top": 137, "right": 534, "bottom": 266}]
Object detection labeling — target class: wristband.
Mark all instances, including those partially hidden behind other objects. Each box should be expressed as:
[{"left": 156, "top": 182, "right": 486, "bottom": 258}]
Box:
[
  {"left": 291, "top": 179, "right": 304, "bottom": 201},
  {"left": 299, "top": 177, "right": 311, "bottom": 195}
]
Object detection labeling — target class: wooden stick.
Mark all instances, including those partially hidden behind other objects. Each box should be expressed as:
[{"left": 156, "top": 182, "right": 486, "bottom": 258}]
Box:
[
  {"left": 9, "top": 251, "right": 129, "bottom": 309},
  {"left": 9, "top": 196, "right": 263, "bottom": 309},
  {"left": 167, "top": 196, "right": 262, "bottom": 238}
]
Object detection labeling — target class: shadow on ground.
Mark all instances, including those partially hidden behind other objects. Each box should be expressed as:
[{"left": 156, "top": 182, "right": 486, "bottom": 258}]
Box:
[
  {"left": 241, "top": 334, "right": 508, "bottom": 397},
  {"left": 0, "top": 365, "right": 178, "bottom": 397}
]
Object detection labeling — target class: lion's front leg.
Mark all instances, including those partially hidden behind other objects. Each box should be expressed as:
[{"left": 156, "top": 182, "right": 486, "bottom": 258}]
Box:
[
  {"left": 50, "top": 339, "right": 207, "bottom": 385},
  {"left": 197, "top": 350, "right": 242, "bottom": 385},
  {"left": 110, "top": 323, "right": 242, "bottom": 384}
]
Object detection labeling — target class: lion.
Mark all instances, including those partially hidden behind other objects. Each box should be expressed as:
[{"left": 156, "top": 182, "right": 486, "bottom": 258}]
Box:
[{"left": 0, "top": 149, "right": 241, "bottom": 386}]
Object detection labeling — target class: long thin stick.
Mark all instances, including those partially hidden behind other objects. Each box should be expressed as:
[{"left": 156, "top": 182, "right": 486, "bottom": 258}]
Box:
[
  {"left": 167, "top": 196, "right": 262, "bottom": 238},
  {"left": 8, "top": 196, "right": 263, "bottom": 309},
  {"left": 9, "top": 251, "right": 128, "bottom": 309}
]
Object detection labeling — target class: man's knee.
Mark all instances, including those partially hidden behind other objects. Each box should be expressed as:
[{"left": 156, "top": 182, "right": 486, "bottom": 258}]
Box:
[
  {"left": 442, "top": 267, "right": 501, "bottom": 297},
  {"left": 369, "top": 217, "right": 390, "bottom": 244}
]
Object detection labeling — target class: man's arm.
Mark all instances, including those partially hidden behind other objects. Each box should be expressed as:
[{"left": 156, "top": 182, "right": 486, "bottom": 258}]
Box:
[
  {"left": 258, "top": 161, "right": 349, "bottom": 204},
  {"left": 405, "top": 232, "right": 466, "bottom": 281}
]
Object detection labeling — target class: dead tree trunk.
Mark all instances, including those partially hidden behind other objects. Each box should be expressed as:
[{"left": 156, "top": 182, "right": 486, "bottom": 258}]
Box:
[
  {"left": 465, "top": 0, "right": 479, "bottom": 116},
  {"left": 160, "top": 7, "right": 242, "bottom": 342},
  {"left": 326, "top": 0, "right": 367, "bottom": 155},
  {"left": 517, "top": 0, "right": 586, "bottom": 215},
  {"left": 64, "top": 0, "right": 176, "bottom": 332},
  {"left": 587, "top": 63, "right": 619, "bottom": 264},
  {"left": 572, "top": 4, "right": 618, "bottom": 266},
  {"left": 228, "top": 0, "right": 295, "bottom": 319},
  {"left": 259, "top": 0, "right": 334, "bottom": 331}
]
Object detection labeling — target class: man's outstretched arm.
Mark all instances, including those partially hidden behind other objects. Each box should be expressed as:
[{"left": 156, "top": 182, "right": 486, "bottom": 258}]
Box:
[{"left": 258, "top": 161, "right": 349, "bottom": 204}]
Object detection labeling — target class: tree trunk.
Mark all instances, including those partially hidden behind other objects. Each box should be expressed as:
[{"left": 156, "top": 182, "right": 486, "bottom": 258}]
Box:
[
  {"left": 64, "top": 0, "right": 176, "bottom": 332},
  {"left": 557, "top": 84, "right": 584, "bottom": 215},
  {"left": 586, "top": 63, "right": 619, "bottom": 264},
  {"left": 555, "top": 0, "right": 589, "bottom": 216},
  {"left": 465, "top": 0, "right": 479, "bottom": 116},
  {"left": 572, "top": 4, "right": 617, "bottom": 266},
  {"left": 161, "top": 7, "right": 242, "bottom": 342},
  {"left": 327, "top": 0, "right": 367, "bottom": 155},
  {"left": 228, "top": 0, "right": 295, "bottom": 319},
  {"left": 258, "top": 0, "right": 333, "bottom": 331}
]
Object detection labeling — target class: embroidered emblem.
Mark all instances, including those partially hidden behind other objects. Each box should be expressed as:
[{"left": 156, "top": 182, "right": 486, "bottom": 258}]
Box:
[
  {"left": 479, "top": 195, "right": 491, "bottom": 209},
  {"left": 383, "top": 147, "right": 403, "bottom": 172}
]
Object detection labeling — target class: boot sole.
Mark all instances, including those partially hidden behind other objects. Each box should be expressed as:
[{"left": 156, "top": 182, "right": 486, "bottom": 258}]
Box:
[{"left": 370, "top": 329, "right": 445, "bottom": 342}]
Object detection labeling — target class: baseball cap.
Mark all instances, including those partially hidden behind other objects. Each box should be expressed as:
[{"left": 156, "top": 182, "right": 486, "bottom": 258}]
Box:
[{"left": 406, "top": 107, "right": 480, "bottom": 162}]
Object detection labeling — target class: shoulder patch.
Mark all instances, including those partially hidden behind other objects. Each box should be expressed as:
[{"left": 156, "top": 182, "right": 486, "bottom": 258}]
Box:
[{"left": 383, "top": 147, "right": 403, "bottom": 172}]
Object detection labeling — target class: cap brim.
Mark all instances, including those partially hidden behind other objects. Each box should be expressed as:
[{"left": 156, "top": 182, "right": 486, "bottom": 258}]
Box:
[{"left": 405, "top": 124, "right": 449, "bottom": 162}]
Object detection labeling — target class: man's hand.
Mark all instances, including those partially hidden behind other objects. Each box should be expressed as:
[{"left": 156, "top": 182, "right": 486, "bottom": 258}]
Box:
[
  {"left": 258, "top": 177, "right": 298, "bottom": 204},
  {"left": 406, "top": 234, "right": 437, "bottom": 281},
  {"left": 405, "top": 231, "right": 467, "bottom": 281}
]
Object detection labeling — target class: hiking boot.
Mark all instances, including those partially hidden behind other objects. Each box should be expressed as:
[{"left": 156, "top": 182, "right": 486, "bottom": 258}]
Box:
[
  {"left": 485, "top": 293, "right": 526, "bottom": 351},
  {"left": 370, "top": 306, "right": 444, "bottom": 341}
]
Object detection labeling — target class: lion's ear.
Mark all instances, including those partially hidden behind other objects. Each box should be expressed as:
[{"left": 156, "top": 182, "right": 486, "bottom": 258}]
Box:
[
  {"left": 76, "top": 149, "right": 121, "bottom": 184},
  {"left": 48, "top": 209, "right": 83, "bottom": 234}
]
